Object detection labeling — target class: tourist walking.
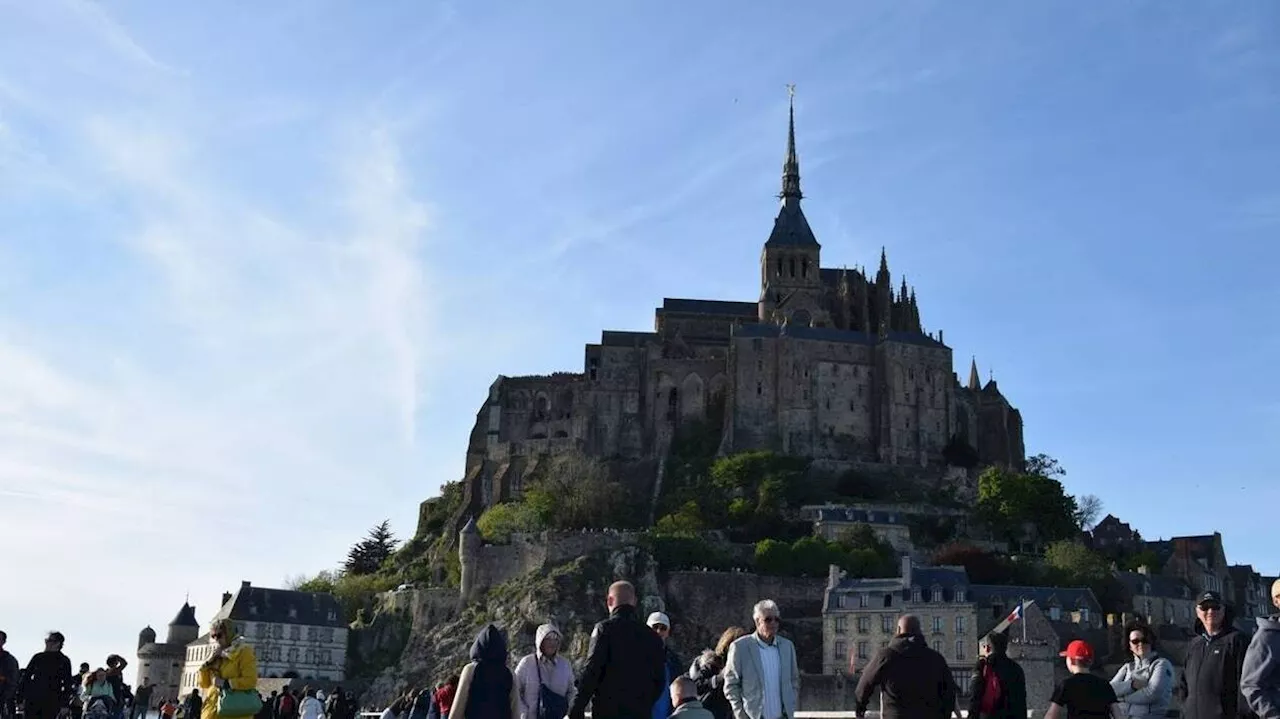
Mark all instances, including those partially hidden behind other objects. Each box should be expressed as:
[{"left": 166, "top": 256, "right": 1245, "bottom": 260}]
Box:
[
  {"left": 688, "top": 627, "right": 746, "bottom": 719},
  {"left": 724, "top": 600, "right": 800, "bottom": 719},
  {"left": 0, "top": 630, "right": 20, "bottom": 719},
  {"left": 406, "top": 687, "right": 432, "bottom": 719},
  {"left": 1242, "top": 579, "right": 1280, "bottom": 719},
  {"left": 968, "top": 632, "right": 1027, "bottom": 719},
  {"left": 449, "top": 624, "right": 518, "bottom": 719},
  {"left": 1109, "top": 623, "right": 1173, "bottom": 719},
  {"left": 299, "top": 690, "right": 323, "bottom": 719},
  {"left": 514, "top": 624, "right": 575, "bottom": 719},
  {"left": 19, "top": 631, "right": 75, "bottom": 719},
  {"left": 197, "top": 618, "right": 259, "bottom": 719},
  {"left": 669, "top": 678, "right": 713, "bottom": 719},
  {"left": 132, "top": 685, "right": 155, "bottom": 719},
  {"left": 1178, "top": 591, "right": 1252, "bottom": 719},
  {"left": 568, "top": 581, "right": 665, "bottom": 719},
  {"left": 647, "top": 613, "right": 683, "bottom": 719},
  {"left": 853, "top": 615, "right": 956, "bottom": 719},
  {"left": 1046, "top": 640, "right": 1120, "bottom": 719},
  {"left": 277, "top": 690, "right": 297, "bottom": 719},
  {"left": 434, "top": 678, "right": 457, "bottom": 719},
  {"left": 183, "top": 691, "right": 203, "bottom": 719}
]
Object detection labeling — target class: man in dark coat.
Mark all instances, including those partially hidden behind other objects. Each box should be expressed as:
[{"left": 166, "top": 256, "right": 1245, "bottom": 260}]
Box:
[
  {"left": 568, "top": 581, "right": 666, "bottom": 719},
  {"left": 19, "top": 632, "right": 74, "bottom": 719},
  {"left": 967, "top": 632, "right": 1027, "bottom": 719},
  {"left": 854, "top": 615, "right": 958, "bottom": 719},
  {"left": 0, "top": 630, "right": 21, "bottom": 719},
  {"left": 1178, "top": 592, "right": 1254, "bottom": 719}
]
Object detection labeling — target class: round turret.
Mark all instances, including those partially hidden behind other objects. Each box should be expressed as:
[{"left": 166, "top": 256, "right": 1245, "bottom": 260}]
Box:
[
  {"left": 138, "top": 625, "right": 156, "bottom": 650},
  {"left": 165, "top": 602, "right": 200, "bottom": 645}
]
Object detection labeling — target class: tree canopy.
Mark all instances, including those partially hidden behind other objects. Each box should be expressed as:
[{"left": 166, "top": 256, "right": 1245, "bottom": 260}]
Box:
[
  {"left": 344, "top": 520, "right": 400, "bottom": 575},
  {"left": 976, "top": 462, "right": 1080, "bottom": 542}
]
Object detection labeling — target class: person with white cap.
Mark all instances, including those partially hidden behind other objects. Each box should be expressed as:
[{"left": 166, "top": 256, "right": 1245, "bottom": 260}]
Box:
[
  {"left": 1241, "top": 579, "right": 1280, "bottom": 719},
  {"left": 647, "top": 612, "right": 684, "bottom": 719}
]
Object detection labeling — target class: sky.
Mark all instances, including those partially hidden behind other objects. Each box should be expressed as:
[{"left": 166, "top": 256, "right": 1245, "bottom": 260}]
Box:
[{"left": 1, "top": 0, "right": 1278, "bottom": 671}]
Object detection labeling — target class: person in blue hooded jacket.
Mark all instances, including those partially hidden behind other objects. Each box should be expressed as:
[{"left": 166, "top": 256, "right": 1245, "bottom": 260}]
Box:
[
  {"left": 450, "top": 625, "right": 519, "bottom": 719},
  {"left": 1241, "top": 579, "right": 1280, "bottom": 719}
]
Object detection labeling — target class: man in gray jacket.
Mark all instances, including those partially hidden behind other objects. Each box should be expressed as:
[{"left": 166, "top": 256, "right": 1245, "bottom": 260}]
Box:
[
  {"left": 1242, "top": 579, "right": 1280, "bottom": 719},
  {"left": 724, "top": 600, "right": 799, "bottom": 719}
]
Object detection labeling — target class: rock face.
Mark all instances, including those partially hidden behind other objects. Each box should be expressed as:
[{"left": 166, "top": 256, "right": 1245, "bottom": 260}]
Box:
[{"left": 364, "top": 546, "right": 663, "bottom": 705}]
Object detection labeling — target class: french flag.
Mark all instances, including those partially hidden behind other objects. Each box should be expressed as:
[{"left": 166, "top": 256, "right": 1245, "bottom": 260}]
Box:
[{"left": 1006, "top": 604, "right": 1023, "bottom": 623}]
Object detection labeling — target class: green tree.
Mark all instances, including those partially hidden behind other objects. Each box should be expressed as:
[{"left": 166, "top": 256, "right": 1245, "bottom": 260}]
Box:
[
  {"left": 1044, "top": 541, "right": 1110, "bottom": 583},
  {"left": 1026, "top": 453, "right": 1066, "bottom": 479},
  {"left": 754, "top": 539, "right": 794, "bottom": 575},
  {"left": 655, "top": 501, "right": 704, "bottom": 535},
  {"left": 477, "top": 501, "right": 547, "bottom": 542},
  {"left": 976, "top": 467, "right": 1079, "bottom": 542},
  {"left": 345, "top": 520, "right": 400, "bottom": 575},
  {"left": 1074, "top": 494, "right": 1104, "bottom": 531},
  {"left": 525, "top": 454, "right": 636, "bottom": 530}
]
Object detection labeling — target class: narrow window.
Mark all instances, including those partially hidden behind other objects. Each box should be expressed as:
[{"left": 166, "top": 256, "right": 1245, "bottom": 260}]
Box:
[{"left": 789, "top": 257, "right": 796, "bottom": 277}]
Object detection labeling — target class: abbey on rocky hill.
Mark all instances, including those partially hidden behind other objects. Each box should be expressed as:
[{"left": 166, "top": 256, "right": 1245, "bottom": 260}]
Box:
[{"left": 458, "top": 96, "right": 1024, "bottom": 512}]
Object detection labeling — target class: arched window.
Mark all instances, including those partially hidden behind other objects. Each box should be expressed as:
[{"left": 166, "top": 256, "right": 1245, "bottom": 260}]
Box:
[
  {"left": 789, "top": 257, "right": 796, "bottom": 277},
  {"left": 776, "top": 258, "right": 784, "bottom": 276},
  {"left": 667, "top": 387, "right": 679, "bottom": 422},
  {"left": 802, "top": 257, "right": 810, "bottom": 277}
]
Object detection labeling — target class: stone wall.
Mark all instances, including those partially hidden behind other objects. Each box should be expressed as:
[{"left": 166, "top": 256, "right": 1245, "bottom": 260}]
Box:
[{"left": 466, "top": 531, "right": 648, "bottom": 599}]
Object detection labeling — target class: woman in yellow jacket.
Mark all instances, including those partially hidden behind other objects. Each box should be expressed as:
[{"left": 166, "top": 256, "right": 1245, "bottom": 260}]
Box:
[{"left": 197, "top": 619, "right": 259, "bottom": 719}]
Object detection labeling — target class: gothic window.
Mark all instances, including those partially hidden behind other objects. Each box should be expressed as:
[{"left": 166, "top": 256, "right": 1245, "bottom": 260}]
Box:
[
  {"left": 776, "top": 258, "right": 783, "bottom": 276},
  {"left": 825, "top": 398, "right": 831, "bottom": 410},
  {"left": 667, "top": 388, "right": 679, "bottom": 422},
  {"left": 756, "top": 382, "right": 762, "bottom": 396},
  {"left": 588, "top": 358, "right": 599, "bottom": 381},
  {"left": 789, "top": 257, "right": 796, "bottom": 277},
  {"left": 849, "top": 399, "right": 856, "bottom": 411},
  {"left": 802, "top": 257, "right": 810, "bottom": 277}
]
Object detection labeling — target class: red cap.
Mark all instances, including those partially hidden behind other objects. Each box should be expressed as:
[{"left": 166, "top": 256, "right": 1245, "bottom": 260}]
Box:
[{"left": 1059, "top": 640, "right": 1093, "bottom": 661}]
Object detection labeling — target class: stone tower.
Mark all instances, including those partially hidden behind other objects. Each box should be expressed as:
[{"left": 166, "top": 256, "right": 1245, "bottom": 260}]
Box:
[
  {"left": 759, "top": 87, "right": 827, "bottom": 328},
  {"left": 137, "top": 626, "right": 156, "bottom": 651},
  {"left": 165, "top": 602, "right": 199, "bottom": 645},
  {"left": 458, "top": 516, "right": 480, "bottom": 602}
]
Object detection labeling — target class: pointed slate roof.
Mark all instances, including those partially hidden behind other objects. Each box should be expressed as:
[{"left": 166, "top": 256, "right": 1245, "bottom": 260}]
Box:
[
  {"left": 169, "top": 602, "right": 198, "bottom": 627},
  {"left": 765, "top": 89, "right": 819, "bottom": 248}
]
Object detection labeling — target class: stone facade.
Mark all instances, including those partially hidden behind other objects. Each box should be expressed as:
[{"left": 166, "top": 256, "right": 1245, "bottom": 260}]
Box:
[
  {"left": 1229, "top": 564, "right": 1270, "bottom": 620},
  {"left": 822, "top": 558, "right": 1104, "bottom": 681},
  {"left": 439, "top": 98, "right": 1026, "bottom": 529},
  {"left": 180, "top": 581, "right": 349, "bottom": 693},
  {"left": 135, "top": 603, "right": 200, "bottom": 705},
  {"left": 1115, "top": 568, "right": 1197, "bottom": 628},
  {"left": 801, "top": 502, "right": 973, "bottom": 555}
]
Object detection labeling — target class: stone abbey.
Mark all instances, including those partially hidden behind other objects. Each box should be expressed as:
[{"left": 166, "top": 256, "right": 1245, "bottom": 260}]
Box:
[{"left": 457, "top": 97, "right": 1025, "bottom": 512}]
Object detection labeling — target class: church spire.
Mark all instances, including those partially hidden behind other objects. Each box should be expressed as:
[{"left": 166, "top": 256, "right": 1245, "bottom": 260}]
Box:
[
  {"left": 968, "top": 357, "right": 981, "bottom": 391},
  {"left": 780, "top": 84, "right": 802, "bottom": 204}
]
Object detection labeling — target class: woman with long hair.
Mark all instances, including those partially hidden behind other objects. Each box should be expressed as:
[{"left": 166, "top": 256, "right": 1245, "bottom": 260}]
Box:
[
  {"left": 197, "top": 619, "right": 259, "bottom": 719},
  {"left": 1110, "top": 622, "right": 1173, "bottom": 719},
  {"left": 686, "top": 626, "right": 747, "bottom": 719}
]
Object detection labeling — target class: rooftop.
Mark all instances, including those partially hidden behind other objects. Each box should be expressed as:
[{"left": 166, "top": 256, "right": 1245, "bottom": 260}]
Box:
[
  {"left": 659, "top": 298, "right": 758, "bottom": 316},
  {"left": 733, "top": 323, "right": 946, "bottom": 349},
  {"left": 215, "top": 581, "right": 345, "bottom": 628}
]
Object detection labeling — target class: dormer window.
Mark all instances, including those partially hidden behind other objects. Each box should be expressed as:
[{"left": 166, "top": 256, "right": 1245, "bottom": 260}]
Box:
[
  {"left": 249, "top": 605, "right": 258, "bottom": 616},
  {"left": 955, "top": 589, "right": 966, "bottom": 602},
  {"left": 837, "top": 595, "right": 847, "bottom": 609},
  {"left": 859, "top": 593, "right": 869, "bottom": 608},
  {"left": 931, "top": 587, "right": 943, "bottom": 603},
  {"left": 912, "top": 587, "right": 921, "bottom": 603},
  {"left": 288, "top": 607, "right": 298, "bottom": 619},
  {"left": 1081, "top": 607, "right": 1090, "bottom": 623},
  {"left": 1049, "top": 606, "right": 1062, "bottom": 621}
]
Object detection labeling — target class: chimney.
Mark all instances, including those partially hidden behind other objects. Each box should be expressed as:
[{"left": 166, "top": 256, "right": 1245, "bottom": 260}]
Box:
[
  {"left": 901, "top": 554, "right": 912, "bottom": 582},
  {"left": 221, "top": 592, "right": 232, "bottom": 607},
  {"left": 938, "top": 329, "right": 944, "bottom": 345}
]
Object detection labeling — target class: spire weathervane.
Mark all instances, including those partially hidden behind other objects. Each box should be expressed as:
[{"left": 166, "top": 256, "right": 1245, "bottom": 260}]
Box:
[{"left": 781, "top": 84, "right": 802, "bottom": 203}]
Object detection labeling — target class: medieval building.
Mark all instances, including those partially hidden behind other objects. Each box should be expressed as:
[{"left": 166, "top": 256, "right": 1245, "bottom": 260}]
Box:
[
  {"left": 454, "top": 97, "right": 1025, "bottom": 515},
  {"left": 136, "top": 602, "right": 200, "bottom": 704}
]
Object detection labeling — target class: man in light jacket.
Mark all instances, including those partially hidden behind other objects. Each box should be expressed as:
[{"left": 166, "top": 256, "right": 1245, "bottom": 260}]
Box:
[
  {"left": 1242, "top": 579, "right": 1280, "bottom": 719},
  {"left": 723, "top": 600, "right": 799, "bottom": 719},
  {"left": 514, "top": 624, "right": 576, "bottom": 719}
]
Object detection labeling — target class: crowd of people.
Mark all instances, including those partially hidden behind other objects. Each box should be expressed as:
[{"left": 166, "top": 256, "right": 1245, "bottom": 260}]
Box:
[{"left": 3, "top": 581, "right": 1280, "bottom": 719}]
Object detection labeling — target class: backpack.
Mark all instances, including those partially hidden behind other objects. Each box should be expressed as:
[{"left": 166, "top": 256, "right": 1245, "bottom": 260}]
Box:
[
  {"left": 279, "top": 694, "right": 296, "bottom": 715},
  {"left": 979, "top": 663, "right": 1003, "bottom": 715}
]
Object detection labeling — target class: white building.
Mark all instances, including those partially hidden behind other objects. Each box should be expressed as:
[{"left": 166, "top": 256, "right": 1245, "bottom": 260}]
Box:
[{"left": 181, "top": 580, "right": 348, "bottom": 694}]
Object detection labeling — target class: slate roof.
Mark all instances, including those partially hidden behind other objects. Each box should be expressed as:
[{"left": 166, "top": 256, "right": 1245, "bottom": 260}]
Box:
[
  {"left": 732, "top": 323, "right": 946, "bottom": 349},
  {"left": 969, "top": 585, "right": 1102, "bottom": 615},
  {"left": 1114, "top": 571, "right": 1194, "bottom": 600},
  {"left": 170, "top": 602, "right": 198, "bottom": 627},
  {"left": 765, "top": 203, "right": 819, "bottom": 247},
  {"left": 215, "top": 581, "right": 345, "bottom": 628},
  {"left": 660, "top": 299, "right": 758, "bottom": 316},
  {"left": 600, "top": 331, "right": 658, "bottom": 348}
]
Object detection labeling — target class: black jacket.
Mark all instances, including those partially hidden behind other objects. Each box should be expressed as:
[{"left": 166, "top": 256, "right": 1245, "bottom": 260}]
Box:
[
  {"left": 568, "top": 605, "right": 665, "bottom": 719},
  {"left": 967, "top": 654, "right": 1027, "bottom": 719},
  {"left": 0, "top": 649, "right": 20, "bottom": 704},
  {"left": 19, "top": 651, "right": 73, "bottom": 707},
  {"left": 1179, "top": 627, "right": 1254, "bottom": 719},
  {"left": 854, "top": 634, "right": 958, "bottom": 719}
]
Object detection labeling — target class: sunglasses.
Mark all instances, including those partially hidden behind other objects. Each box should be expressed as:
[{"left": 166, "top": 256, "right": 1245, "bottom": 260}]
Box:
[
  {"left": 1129, "top": 638, "right": 1148, "bottom": 645},
  {"left": 1198, "top": 604, "right": 1222, "bottom": 612}
]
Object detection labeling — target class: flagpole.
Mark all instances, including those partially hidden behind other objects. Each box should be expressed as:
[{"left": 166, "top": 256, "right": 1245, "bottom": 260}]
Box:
[{"left": 1022, "top": 597, "right": 1027, "bottom": 643}]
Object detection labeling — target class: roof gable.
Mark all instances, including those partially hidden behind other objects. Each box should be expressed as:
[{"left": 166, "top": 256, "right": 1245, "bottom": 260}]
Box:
[{"left": 216, "top": 582, "right": 346, "bottom": 628}]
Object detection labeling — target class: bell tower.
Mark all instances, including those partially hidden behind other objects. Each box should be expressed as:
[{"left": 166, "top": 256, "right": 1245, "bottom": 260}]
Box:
[{"left": 759, "top": 85, "right": 826, "bottom": 327}]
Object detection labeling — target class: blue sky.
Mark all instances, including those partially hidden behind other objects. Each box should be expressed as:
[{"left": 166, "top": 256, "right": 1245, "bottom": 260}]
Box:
[{"left": 2, "top": 0, "right": 1278, "bottom": 669}]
